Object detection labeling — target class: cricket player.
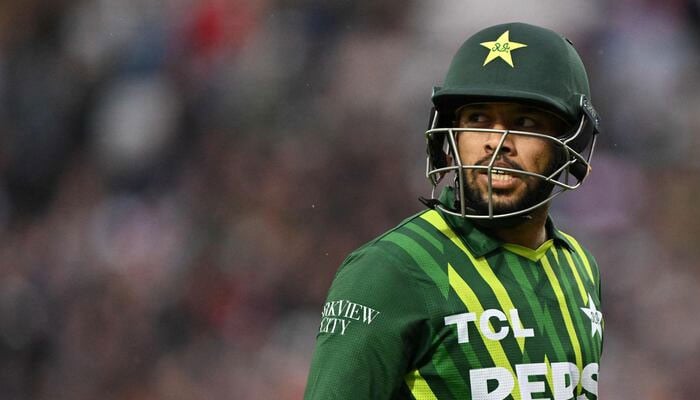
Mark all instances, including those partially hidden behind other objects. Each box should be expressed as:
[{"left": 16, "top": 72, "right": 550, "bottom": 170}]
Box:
[{"left": 305, "top": 22, "right": 603, "bottom": 400}]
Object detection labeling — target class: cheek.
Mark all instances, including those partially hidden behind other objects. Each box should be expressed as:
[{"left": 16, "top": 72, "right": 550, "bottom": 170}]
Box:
[
  {"left": 456, "top": 135, "right": 483, "bottom": 163},
  {"left": 521, "top": 141, "right": 555, "bottom": 171}
]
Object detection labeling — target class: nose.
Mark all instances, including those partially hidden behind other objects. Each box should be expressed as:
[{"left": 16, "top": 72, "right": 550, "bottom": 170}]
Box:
[{"left": 484, "top": 122, "right": 516, "bottom": 156}]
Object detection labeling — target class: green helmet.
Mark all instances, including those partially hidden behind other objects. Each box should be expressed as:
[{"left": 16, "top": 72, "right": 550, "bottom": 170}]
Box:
[{"left": 426, "top": 22, "right": 601, "bottom": 220}]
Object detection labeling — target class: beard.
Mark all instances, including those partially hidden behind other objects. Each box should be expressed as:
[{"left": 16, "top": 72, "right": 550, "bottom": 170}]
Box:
[{"left": 460, "top": 156, "right": 558, "bottom": 216}]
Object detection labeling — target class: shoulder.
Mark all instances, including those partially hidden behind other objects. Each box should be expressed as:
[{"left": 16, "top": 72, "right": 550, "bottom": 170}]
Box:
[
  {"left": 326, "top": 210, "right": 440, "bottom": 308},
  {"left": 556, "top": 230, "right": 600, "bottom": 282},
  {"left": 336, "top": 210, "right": 441, "bottom": 279}
]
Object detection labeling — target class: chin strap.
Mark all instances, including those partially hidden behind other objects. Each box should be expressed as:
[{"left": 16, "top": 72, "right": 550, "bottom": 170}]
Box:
[{"left": 418, "top": 196, "right": 443, "bottom": 210}]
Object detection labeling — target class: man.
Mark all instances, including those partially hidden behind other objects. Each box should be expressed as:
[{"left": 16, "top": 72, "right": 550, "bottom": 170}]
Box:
[{"left": 305, "top": 22, "right": 603, "bottom": 400}]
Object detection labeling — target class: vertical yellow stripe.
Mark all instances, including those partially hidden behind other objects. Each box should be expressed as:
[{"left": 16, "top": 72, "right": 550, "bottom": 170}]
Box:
[
  {"left": 448, "top": 264, "right": 521, "bottom": 400},
  {"left": 560, "top": 247, "right": 588, "bottom": 304},
  {"left": 550, "top": 245, "right": 560, "bottom": 263},
  {"left": 405, "top": 369, "right": 438, "bottom": 400},
  {"left": 421, "top": 211, "right": 527, "bottom": 352},
  {"left": 540, "top": 256, "right": 584, "bottom": 393},
  {"left": 543, "top": 355, "right": 554, "bottom": 396},
  {"left": 559, "top": 231, "right": 595, "bottom": 283}
]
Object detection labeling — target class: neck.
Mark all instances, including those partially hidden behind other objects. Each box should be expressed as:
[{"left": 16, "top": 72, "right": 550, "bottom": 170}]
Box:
[{"left": 484, "top": 205, "right": 550, "bottom": 249}]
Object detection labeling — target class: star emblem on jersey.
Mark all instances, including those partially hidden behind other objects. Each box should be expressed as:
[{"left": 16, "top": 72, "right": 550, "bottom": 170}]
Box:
[
  {"left": 480, "top": 30, "right": 528, "bottom": 67},
  {"left": 580, "top": 293, "right": 602, "bottom": 338}
]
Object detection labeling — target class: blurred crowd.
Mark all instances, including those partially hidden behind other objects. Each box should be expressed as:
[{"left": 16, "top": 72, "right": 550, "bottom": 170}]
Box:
[{"left": 0, "top": 0, "right": 699, "bottom": 398}]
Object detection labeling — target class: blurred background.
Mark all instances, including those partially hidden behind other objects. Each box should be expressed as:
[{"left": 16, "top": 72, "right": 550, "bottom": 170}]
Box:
[{"left": 0, "top": 0, "right": 699, "bottom": 398}]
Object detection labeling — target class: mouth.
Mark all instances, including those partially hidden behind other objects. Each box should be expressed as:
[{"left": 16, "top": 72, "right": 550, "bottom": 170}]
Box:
[
  {"left": 477, "top": 168, "right": 521, "bottom": 190},
  {"left": 489, "top": 169, "right": 513, "bottom": 181}
]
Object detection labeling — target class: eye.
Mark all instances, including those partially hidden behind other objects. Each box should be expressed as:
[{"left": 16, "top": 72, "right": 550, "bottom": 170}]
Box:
[
  {"left": 463, "top": 113, "right": 490, "bottom": 126},
  {"left": 470, "top": 113, "right": 488, "bottom": 122},
  {"left": 515, "top": 116, "right": 537, "bottom": 129}
]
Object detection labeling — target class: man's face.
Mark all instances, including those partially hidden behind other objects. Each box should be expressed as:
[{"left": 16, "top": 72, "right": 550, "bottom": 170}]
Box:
[{"left": 454, "top": 102, "right": 569, "bottom": 215}]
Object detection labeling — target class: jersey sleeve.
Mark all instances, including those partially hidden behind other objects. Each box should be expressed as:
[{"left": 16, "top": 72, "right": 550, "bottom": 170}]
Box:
[{"left": 304, "top": 243, "right": 428, "bottom": 399}]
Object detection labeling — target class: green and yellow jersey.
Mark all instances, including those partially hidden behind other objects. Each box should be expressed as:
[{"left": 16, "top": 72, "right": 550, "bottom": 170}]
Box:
[{"left": 305, "top": 189, "right": 603, "bottom": 400}]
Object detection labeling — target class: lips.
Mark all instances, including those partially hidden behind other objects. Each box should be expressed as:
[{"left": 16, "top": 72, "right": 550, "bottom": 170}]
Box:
[
  {"left": 478, "top": 170, "right": 520, "bottom": 190},
  {"left": 489, "top": 169, "right": 515, "bottom": 181},
  {"left": 476, "top": 162, "right": 523, "bottom": 190}
]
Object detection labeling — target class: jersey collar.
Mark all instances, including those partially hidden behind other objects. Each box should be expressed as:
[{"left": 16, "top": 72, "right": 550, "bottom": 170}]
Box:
[{"left": 435, "top": 187, "right": 572, "bottom": 257}]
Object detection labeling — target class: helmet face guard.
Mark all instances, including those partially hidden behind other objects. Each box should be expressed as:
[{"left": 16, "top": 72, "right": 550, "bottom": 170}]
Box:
[
  {"left": 425, "top": 22, "right": 601, "bottom": 220},
  {"left": 425, "top": 95, "right": 599, "bottom": 220}
]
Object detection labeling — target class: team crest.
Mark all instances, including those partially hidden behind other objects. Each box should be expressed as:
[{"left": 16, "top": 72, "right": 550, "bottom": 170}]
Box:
[
  {"left": 480, "top": 30, "right": 527, "bottom": 67},
  {"left": 580, "top": 293, "right": 603, "bottom": 338}
]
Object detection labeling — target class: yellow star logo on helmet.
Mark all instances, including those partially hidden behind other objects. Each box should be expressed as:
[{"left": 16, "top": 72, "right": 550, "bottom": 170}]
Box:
[{"left": 480, "top": 30, "right": 527, "bottom": 67}]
